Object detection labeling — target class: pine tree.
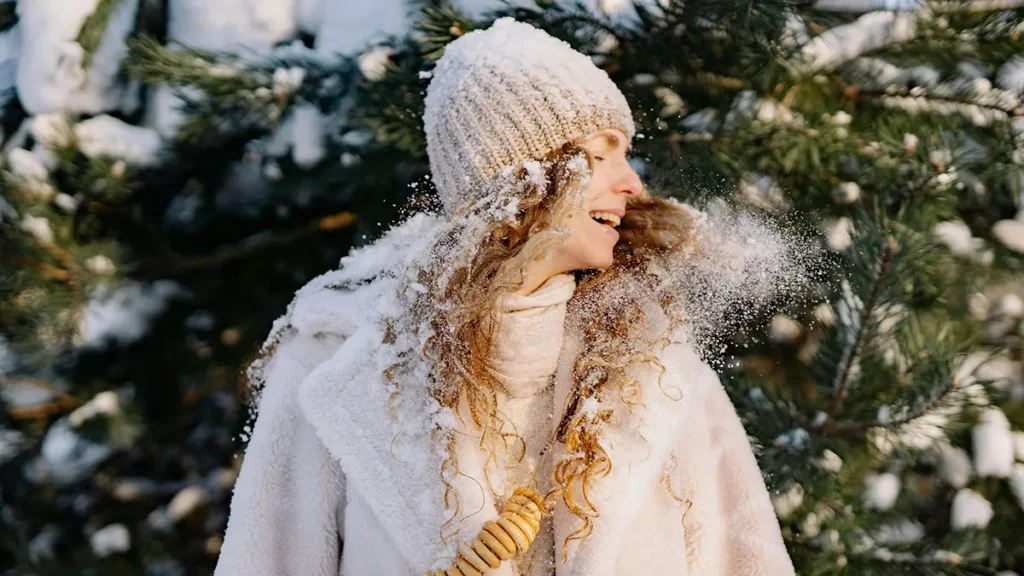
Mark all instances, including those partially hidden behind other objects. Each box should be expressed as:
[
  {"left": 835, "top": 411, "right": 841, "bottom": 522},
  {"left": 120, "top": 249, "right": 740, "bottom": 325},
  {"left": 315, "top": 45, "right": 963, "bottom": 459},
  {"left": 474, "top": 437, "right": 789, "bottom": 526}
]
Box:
[{"left": 1, "top": 0, "right": 1022, "bottom": 573}]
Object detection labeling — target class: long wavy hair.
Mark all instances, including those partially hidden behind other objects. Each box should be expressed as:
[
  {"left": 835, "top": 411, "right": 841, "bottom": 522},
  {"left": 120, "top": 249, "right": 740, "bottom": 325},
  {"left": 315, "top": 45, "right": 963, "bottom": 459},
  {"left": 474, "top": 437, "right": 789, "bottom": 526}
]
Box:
[{"left": 397, "top": 141, "right": 700, "bottom": 558}]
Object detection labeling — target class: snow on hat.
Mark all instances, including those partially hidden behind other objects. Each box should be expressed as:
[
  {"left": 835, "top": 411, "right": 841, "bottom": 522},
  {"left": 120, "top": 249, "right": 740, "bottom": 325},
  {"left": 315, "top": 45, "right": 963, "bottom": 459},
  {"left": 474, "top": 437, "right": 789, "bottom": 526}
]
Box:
[{"left": 423, "top": 17, "right": 636, "bottom": 216}]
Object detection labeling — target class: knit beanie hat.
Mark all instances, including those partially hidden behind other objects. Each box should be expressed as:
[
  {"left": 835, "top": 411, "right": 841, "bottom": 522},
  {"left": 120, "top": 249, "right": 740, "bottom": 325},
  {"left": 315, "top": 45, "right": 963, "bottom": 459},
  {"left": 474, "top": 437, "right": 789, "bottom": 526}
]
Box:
[{"left": 424, "top": 18, "right": 635, "bottom": 216}]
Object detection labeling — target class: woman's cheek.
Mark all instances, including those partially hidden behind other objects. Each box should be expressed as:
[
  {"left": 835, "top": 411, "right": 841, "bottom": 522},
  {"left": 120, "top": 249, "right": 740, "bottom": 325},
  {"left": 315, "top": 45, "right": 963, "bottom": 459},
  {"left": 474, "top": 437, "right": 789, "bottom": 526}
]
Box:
[{"left": 584, "top": 227, "right": 616, "bottom": 269}]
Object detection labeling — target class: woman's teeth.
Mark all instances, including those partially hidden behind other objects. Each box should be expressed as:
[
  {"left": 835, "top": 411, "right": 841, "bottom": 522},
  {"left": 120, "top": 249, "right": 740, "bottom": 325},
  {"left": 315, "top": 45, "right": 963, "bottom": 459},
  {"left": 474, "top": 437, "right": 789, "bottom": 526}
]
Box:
[{"left": 588, "top": 211, "right": 621, "bottom": 227}]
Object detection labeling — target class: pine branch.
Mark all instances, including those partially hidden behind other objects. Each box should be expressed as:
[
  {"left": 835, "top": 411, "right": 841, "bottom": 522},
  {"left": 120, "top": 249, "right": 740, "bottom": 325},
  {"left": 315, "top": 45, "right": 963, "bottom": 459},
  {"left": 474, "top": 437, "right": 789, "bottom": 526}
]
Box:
[
  {"left": 851, "top": 548, "right": 996, "bottom": 574},
  {"left": 682, "top": 71, "right": 749, "bottom": 91},
  {"left": 132, "top": 210, "right": 357, "bottom": 277},
  {"left": 542, "top": 12, "right": 620, "bottom": 38},
  {"left": 8, "top": 400, "right": 78, "bottom": 420},
  {"left": 76, "top": 0, "right": 126, "bottom": 71},
  {"left": 126, "top": 35, "right": 357, "bottom": 142},
  {"left": 41, "top": 241, "right": 76, "bottom": 276},
  {"left": 816, "top": 376, "right": 956, "bottom": 434},
  {"left": 0, "top": 252, "right": 71, "bottom": 282},
  {"left": 871, "top": 94, "right": 1012, "bottom": 126},
  {"left": 825, "top": 234, "right": 899, "bottom": 423},
  {"left": 1, "top": 376, "right": 79, "bottom": 420},
  {"left": 415, "top": 3, "right": 481, "bottom": 62},
  {"left": 0, "top": 375, "right": 73, "bottom": 401},
  {"left": 126, "top": 35, "right": 265, "bottom": 93}
]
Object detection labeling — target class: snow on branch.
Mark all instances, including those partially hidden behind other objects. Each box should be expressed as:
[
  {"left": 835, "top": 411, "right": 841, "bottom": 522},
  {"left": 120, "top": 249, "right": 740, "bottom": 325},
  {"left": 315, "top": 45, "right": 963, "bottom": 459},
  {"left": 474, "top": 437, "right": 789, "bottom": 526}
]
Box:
[
  {"left": 845, "top": 58, "right": 1020, "bottom": 110},
  {"left": 997, "top": 56, "right": 1024, "bottom": 94},
  {"left": 796, "top": 0, "right": 1024, "bottom": 75},
  {"left": 813, "top": 0, "right": 1024, "bottom": 11},
  {"left": 74, "top": 116, "right": 163, "bottom": 167},
  {"left": 875, "top": 95, "right": 1010, "bottom": 126},
  {"left": 929, "top": 0, "right": 1024, "bottom": 10},
  {"left": 841, "top": 57, "right": 1022, "bottom": 123},
  {"left": 17, "top": 0, "right": 140, "bottom": 114},
  {"left": 793, "top": 11, "right": 920, "bottom": 73},
  {"left": 813, "top": 0, "right": 923, "bottom": 11},
  {"left": 283, "top": 0, "right": 412, "bottom": 170}
]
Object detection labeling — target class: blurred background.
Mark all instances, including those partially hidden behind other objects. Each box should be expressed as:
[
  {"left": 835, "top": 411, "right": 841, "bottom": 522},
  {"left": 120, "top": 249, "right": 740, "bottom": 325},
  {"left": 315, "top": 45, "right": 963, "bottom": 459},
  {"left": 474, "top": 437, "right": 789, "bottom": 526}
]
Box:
[{"left": 1, "top": 0, "right": 1023, "bottom": 574}]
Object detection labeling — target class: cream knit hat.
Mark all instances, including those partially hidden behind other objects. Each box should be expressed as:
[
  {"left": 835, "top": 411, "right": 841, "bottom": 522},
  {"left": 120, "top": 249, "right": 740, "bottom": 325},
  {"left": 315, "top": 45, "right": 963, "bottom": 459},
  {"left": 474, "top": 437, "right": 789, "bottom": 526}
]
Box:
[{"left": 423, "top": 18, "right": 635, "bottom": 216}]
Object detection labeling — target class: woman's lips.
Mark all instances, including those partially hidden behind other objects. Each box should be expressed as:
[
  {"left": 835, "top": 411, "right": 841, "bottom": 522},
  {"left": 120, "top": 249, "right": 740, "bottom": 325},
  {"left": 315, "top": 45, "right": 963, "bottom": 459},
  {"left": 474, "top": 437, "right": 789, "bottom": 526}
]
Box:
[{"left": 589, "top": 215, "right": 619, "bottom": 239}]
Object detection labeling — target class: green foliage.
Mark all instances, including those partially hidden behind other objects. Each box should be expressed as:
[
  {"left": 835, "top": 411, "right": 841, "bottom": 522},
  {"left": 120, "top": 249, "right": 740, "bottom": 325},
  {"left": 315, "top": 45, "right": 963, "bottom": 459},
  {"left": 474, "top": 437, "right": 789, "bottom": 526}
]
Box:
[
  {"left": 0, "top": 127, "right": 136, "bottom": 364},
  {"left": 2, "top": 0, "right": 1024, "bottom": 573},
  {"left": 126, "top": 35, "right": 359, "bottom": 146},
  {"left": 76, "top": 0, "right": 126, "bottom": 70}
]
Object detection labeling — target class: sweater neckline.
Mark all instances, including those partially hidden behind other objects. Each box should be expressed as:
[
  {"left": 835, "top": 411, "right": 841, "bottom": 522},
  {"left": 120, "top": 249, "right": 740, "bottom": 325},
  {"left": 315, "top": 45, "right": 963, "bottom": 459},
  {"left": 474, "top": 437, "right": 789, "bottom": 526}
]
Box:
[{"left": 496, "top": 273, "right": 576, "bottom": 312}]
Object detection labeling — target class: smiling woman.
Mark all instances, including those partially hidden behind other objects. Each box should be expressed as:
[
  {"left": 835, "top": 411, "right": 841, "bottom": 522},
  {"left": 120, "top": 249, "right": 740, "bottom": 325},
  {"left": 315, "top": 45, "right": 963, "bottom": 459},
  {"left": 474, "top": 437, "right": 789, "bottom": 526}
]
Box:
[
  {"left": 215, "top": 17, "right": 795, "bottom": 576},
  {"left": 514, "top": 128, "right": 643, "bottom": 295}
]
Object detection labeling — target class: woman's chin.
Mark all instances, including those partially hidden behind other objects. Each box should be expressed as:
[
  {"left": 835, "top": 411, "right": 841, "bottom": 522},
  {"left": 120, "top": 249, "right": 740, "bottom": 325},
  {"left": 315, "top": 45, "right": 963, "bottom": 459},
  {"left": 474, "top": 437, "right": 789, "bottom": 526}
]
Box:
[
  {"left": 565, "top": 227, "right": 618, "bottom": 272},
  {"left": 577, "top": 251, "right": 615, "bottom": 272}
]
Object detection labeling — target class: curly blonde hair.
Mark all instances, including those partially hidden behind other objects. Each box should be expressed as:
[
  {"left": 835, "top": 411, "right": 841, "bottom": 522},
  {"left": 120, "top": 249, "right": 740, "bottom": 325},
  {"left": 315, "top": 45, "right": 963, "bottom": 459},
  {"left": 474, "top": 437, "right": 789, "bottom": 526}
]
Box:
[{"left": 395, "top": 141, "right": 699, "bottom": 558}]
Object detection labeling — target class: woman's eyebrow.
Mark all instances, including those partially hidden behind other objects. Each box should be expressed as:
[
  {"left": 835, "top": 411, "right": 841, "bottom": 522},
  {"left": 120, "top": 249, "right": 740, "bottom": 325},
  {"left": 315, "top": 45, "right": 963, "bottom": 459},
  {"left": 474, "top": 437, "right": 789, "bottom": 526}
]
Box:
[
  {"left": 602, "top": 132, "right": 620, "bottom": 150},
  {"left": 601, "top": 132, "right": 631, "bottom": 154}
]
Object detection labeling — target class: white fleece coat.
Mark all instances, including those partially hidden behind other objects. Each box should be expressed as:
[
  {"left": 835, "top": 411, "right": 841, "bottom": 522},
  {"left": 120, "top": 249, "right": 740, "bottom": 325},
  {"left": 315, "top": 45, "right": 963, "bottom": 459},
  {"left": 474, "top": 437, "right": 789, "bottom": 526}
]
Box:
[{"left": 215, "top": 217, "right": 795, "bottom": 576}]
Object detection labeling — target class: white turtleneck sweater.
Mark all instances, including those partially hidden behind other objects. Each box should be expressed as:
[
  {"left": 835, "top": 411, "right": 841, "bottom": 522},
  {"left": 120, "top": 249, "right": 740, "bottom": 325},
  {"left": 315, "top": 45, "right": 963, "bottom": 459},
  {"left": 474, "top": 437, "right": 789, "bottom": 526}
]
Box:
[
  {"left": 487, "top": 273, "right": 576, "bottom": 575},
  {"left": 488, "top": 273, "right": 576, "bottom": 480}
]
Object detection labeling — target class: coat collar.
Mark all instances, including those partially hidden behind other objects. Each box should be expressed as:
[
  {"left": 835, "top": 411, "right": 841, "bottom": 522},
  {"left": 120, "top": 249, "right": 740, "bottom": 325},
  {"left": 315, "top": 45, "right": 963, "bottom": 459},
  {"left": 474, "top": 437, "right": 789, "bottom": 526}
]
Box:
[{"left": 296, "top": 284, "right": 697, "bottom": 574}]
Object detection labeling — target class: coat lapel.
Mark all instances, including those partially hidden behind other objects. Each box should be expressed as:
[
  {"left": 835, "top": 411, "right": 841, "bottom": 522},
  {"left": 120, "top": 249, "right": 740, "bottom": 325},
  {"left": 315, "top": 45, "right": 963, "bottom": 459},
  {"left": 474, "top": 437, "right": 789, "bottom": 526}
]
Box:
[{"left": 296, "top": 278, "right": 511, "bottom": 574}]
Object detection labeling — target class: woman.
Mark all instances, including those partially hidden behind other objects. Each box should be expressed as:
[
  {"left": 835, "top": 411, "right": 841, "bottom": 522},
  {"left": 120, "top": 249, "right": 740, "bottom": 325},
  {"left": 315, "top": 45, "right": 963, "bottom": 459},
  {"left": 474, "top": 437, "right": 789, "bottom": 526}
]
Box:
[{"left": 215, "top": 18, "right": 795, "bottom": 576}]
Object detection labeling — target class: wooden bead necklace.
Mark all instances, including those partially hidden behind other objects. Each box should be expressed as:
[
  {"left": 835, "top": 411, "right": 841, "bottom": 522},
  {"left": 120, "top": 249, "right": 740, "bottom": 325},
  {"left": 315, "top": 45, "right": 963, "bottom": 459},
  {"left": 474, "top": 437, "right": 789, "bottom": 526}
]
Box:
[{"left": 424, "top": 487, "right": 547, "bottom": 576}]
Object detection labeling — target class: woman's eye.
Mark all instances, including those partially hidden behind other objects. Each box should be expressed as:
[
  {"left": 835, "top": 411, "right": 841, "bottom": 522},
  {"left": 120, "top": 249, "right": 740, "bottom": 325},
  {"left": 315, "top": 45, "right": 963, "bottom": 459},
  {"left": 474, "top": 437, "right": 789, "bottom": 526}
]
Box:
[{"left": 594, "top": 156, "right": 605, "bottom": 162}]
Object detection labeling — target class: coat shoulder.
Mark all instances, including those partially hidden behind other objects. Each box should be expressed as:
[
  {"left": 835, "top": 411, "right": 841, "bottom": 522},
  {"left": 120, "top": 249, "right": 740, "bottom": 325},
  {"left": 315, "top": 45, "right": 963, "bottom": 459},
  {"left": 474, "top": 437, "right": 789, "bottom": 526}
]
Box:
[
  {"left": 246, "top": 212, "right": 444, "bottom": 404},
  {"left": 287, "top": 212, "right": 445, "bottom": 339},
  {"left": 659, "top": 325, "right": 722, "bottom": 393}
]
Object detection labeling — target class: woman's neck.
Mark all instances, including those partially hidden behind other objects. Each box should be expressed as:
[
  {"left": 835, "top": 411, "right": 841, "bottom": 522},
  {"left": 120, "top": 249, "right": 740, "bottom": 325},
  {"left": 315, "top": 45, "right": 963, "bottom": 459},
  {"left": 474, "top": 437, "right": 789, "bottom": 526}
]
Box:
[{"left": 517, "top": 254, "right": 578, "bottom": 296}]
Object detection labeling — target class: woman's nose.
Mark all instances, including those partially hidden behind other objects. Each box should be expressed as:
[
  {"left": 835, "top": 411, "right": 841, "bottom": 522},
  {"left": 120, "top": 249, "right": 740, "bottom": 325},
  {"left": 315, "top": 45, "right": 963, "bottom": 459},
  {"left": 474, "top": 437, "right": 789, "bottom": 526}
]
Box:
[{"left": 615, "top": 162, "right": 643, "bottom": 197}]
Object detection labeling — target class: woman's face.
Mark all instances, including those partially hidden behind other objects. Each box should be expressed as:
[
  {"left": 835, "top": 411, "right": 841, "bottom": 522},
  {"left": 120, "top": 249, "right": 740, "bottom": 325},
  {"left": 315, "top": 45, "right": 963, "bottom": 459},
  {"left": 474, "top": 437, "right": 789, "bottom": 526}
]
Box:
[{"left": 560, "top": 128, "right": 643, "bottom": 271}]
